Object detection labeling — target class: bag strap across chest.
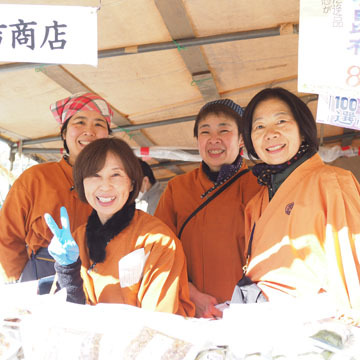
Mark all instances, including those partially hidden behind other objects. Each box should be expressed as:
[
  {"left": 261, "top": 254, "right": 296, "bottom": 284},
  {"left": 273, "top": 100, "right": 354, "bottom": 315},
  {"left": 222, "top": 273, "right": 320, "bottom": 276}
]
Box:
[{"left": 177, "top": 168, "right": 249, "bottom": 239}]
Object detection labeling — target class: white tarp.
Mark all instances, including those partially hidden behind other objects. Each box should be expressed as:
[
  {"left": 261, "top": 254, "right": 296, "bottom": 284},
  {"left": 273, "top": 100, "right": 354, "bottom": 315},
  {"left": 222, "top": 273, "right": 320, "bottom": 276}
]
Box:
[
  {"left": 0, "top": 4, "right": 98, "bottom": 66},
  {"left": 2, "top": 282, "right": 360, "bottom": 359}
]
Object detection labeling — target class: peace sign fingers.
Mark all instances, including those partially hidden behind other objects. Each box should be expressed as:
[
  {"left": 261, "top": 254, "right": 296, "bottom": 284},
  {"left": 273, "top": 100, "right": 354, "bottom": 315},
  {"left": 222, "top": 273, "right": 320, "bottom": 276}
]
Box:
[
  {"left": 44, "top": 212, "right": 61, "bottom": 239},
  {"left": 60, "top": 206, "right": 70, "bottom": 232},
  {"left": 44, "top": 206, "right": 79, "bottom": 266}
]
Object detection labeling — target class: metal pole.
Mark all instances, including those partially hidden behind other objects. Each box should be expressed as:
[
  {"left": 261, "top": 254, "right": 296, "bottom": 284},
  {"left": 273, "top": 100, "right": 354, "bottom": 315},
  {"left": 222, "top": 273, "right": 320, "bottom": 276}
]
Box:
[
  {"left": 150, "top": 160, "right": 199, "bottom": 168},
  {"left": 0, "top": 26, "right": 292, "bottom": 73},
  {"left": 10, "top": 147, "right": 63, "bottom": 154},
  {"left": 323, "top": 132, "right": 360, "bottom": 143},
  {"left": 99, "top": 27, "right": 283, "bottom": 59},
  {"left": 113, "top": 115, "right": 195, "bottom": 132},
  {"left": 9, "top": 93, "right": 317, "bottom": 149},
  {"left": 12, "top": 132, "right": 360, "bottom": 154},
  {"left": 11, "top": 115, "right": 196, "bottom": 148}
]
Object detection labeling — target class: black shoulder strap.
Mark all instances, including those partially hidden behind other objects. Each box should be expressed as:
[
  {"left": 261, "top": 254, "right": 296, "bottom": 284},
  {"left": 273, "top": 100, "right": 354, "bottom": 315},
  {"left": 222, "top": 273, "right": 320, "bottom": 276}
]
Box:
[
  {"left": 242, "top": 222, "right": 256, "bottom": 274},
  {"left": 178, "top": 168, "right": 250, "bottom": 239}
]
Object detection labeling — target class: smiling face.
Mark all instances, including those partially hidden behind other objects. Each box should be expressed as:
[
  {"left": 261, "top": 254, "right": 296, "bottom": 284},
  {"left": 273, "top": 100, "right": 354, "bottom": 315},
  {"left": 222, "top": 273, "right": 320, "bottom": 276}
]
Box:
[
  {"left": 197, "top": 113, "right": 243, "bottom": 171},
  {"left": 83, "top": 152, "right": 134, "bottom": 224},
  {"left": 63, "top": 110, "right": 109, "bottom": 165},
  {"left": 251, "top": 98, "right": 302, "bottom": 165}
]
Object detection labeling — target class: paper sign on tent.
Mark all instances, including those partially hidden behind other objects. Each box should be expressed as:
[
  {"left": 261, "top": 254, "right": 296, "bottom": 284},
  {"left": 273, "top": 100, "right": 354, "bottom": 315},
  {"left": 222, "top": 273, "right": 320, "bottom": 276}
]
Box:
[{"left": 0, "top": 4, "right": 98, "bottom": 66}]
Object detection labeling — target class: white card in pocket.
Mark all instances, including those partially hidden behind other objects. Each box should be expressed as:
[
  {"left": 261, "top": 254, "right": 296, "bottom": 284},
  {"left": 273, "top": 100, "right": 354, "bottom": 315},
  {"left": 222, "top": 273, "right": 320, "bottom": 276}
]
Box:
[{"left": 118, "top": 248, "right": 149, "bottom": 288}]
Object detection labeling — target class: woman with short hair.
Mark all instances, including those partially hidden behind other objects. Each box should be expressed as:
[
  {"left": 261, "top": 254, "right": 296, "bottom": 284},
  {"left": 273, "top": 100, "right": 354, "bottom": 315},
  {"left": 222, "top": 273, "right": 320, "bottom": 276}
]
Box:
[
  {"left": 45, "top": 138, "right": 195, "bottom": 316},
  {"left": 155, "top": 99, "right": 261, "bottom": 318}
]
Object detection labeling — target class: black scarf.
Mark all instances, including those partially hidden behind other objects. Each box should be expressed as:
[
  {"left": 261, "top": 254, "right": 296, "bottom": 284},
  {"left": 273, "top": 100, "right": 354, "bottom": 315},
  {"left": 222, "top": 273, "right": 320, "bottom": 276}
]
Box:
[
  {"left": 86, "top": 202, "right": 135, "bottom": 263},
  {"left": 201, "top": 155, "right": 243, "bottom": 198},
  {"left": 252, "top": 142, "right": 315, "bottom": 189}
]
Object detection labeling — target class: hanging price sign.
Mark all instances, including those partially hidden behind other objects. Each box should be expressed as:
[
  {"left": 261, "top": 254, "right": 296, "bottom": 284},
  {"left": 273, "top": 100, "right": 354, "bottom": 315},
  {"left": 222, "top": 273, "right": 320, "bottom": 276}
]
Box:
[
  {"left": 317, "top": 94, "right": 360, "bottom": 130},
  {"left": 298, "top": 0, "right": 360, "bottom": 97}
]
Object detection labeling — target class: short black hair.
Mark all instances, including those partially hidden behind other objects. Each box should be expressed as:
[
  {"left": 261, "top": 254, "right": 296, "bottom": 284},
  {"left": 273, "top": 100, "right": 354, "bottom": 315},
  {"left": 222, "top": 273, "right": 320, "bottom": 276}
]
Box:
[
  {"left": 242, "top": 87, "right": 319, "bottom": 161},
  {"left": 194, "top": 101, "right": 243, "bottom": 138},
  {"left": 138, "top": 159, "right": 156, "bottom": 185}
]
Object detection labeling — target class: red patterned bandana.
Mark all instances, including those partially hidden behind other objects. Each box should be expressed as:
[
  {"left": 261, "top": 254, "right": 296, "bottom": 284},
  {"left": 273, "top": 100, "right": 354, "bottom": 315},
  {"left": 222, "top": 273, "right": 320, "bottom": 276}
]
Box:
[{"left": 50, "top": 92, "right": 113, "bottom": 125}]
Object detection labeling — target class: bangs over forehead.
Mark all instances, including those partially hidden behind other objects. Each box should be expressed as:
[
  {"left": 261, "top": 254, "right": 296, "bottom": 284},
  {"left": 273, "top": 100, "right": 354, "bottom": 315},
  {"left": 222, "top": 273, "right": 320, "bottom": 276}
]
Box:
[
  {"left": 194, "top": 103, "right": 243, "bottom": 137},
  {"left": 242, "top": 87, "right": 318, "bottom": 160},
  {"left": 73, "top": 138, "right": 143, "bottom": 204}
]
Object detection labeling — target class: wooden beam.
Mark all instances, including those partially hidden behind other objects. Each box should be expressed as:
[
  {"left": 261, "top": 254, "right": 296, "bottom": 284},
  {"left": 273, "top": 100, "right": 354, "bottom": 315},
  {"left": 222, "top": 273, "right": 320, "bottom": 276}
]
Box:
[
  {"left": 192, "top": 71, "right": 219, "bottom": 102},
  {"left": 155, "top": 0, "right": 220, "bottom": 101},
  {"left": 154, "top": 0, "right": 194, "bottom": 39},
  {"left": 0, "top": 127, "right": 28, "bottom": 143}
]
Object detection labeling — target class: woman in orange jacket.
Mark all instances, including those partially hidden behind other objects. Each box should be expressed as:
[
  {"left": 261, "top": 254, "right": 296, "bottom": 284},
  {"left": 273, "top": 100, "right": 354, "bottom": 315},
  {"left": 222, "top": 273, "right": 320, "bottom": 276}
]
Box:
[
  {"left": 239, "top": 87, "right": 360, "bottom": 309},
  {"left": 0, "top": 93, "right": 112, "bottom": 283},
  {"left": 155, "top": 99, "right": 261, "bottom": 318},
  {"left": 45, "top": 138, "right": 195, "bottom": 316}
]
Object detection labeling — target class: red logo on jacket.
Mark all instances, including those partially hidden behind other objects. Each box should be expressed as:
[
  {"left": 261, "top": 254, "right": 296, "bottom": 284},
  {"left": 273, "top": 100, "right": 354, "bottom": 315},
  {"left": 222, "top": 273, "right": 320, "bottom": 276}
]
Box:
[{"left": 285, "top": 202, "right": 294, "bottom": 215}]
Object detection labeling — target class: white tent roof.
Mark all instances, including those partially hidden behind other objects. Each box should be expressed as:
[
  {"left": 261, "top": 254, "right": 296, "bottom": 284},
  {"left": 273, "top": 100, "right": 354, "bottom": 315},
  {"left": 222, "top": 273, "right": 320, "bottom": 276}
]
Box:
[{"left": 0, "top": 0, "right": 359, "bottom": 180}]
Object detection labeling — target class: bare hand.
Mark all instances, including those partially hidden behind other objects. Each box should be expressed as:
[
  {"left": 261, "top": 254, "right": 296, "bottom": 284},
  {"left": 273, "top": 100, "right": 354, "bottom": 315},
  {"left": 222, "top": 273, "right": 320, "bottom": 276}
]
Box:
[{"left": 188, "top": 282, "right": 223, "bottom": 319}]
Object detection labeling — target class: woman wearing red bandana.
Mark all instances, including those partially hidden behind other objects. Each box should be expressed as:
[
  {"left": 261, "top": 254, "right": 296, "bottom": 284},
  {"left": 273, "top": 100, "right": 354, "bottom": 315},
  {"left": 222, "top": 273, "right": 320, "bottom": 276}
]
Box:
[{"left": 0, "top": 92, "right": 112, "bottom": 283}]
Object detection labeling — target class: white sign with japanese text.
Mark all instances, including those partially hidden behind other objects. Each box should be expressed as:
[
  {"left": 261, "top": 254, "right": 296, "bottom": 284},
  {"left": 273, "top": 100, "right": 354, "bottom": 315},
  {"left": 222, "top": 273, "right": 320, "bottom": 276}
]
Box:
[
  {"left": 298, "top": 0, "right": 360, "bottom": 97},
  {"left": 316, "top": 94, "right": 360, "bottom": 130},
  {"left": 0, "top": 4, "right": 98, "bottom": 66}
]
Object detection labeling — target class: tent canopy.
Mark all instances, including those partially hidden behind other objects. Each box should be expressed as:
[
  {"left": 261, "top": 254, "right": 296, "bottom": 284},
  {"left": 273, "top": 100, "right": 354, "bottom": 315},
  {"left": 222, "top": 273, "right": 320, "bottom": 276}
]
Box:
[{"left": 0, "top": 0, "right": 359, "bottom": 181}]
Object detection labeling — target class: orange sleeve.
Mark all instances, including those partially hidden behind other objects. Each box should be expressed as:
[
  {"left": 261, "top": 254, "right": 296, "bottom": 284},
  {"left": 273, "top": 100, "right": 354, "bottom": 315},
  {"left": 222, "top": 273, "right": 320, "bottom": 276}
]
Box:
[{"left": 0, "top": 179, "right": 31, "bottom": 282}]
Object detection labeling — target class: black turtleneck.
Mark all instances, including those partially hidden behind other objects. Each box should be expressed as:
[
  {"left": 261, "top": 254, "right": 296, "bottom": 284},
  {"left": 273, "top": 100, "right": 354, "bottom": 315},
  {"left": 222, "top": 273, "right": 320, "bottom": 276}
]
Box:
[{"left": 86, "top": 202, "right": 135, "bottom": 263}]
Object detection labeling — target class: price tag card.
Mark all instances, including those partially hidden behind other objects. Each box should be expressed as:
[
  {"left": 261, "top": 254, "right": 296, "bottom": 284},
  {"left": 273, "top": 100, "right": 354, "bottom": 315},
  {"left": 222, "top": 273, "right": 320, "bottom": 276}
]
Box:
[{"left": 317, "top": 94, "right": 360, "bottom": 130}]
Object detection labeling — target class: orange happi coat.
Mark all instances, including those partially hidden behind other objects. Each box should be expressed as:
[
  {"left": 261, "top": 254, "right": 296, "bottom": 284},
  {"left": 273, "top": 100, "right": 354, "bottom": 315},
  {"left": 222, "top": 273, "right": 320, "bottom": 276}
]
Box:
[
  {"left": 244, "top": 153, "right": 360, "bottom": 309},
  {"left": 0, "top": 158, "right": 92, "bottom": 282},
  {"left": 155, "top": 161, "right": 261, "bottom": 303},
  {"left": 76, "top": 210, "right": 195, "bottom": 317}
]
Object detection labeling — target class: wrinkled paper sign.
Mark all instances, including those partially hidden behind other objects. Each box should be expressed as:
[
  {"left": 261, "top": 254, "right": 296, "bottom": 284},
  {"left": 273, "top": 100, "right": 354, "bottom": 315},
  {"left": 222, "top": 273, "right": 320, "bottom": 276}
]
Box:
[{"left": 298, "top": 0, "right": 360, "bottom": 97}]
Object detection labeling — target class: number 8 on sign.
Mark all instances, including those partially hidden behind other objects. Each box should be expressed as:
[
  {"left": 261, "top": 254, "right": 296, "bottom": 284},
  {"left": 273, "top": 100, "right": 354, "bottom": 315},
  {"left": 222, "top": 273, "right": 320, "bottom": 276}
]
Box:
[{"left": 347, "top": 66, "right": 360, "bottom": 87}]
